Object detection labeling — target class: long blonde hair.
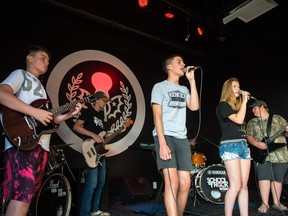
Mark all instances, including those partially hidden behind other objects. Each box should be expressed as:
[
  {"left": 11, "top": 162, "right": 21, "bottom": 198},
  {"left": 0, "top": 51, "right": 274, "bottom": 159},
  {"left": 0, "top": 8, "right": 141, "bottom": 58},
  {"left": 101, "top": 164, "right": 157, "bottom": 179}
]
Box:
[{"left": 219, "top": 77, "right": 243, "bottom": 111}]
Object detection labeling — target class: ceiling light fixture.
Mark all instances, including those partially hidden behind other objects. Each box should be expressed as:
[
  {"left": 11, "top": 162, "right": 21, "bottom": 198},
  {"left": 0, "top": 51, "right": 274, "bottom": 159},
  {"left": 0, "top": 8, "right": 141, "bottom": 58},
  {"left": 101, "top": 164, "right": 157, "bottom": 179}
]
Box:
[
  {"left": 138, "top": 0, "right": 149, "bottom": 8},
  {"left": 164, "top": 12, "right": 174, "bottom": 19},
  {"left": 164, "top": 7, "right": 174, "bottom": 19},
  {"left": 223, "top": 0, "right": 278, "bottom": 24},
  {"left": 197, "top": 26, "right": 204, "bottom": 37}
]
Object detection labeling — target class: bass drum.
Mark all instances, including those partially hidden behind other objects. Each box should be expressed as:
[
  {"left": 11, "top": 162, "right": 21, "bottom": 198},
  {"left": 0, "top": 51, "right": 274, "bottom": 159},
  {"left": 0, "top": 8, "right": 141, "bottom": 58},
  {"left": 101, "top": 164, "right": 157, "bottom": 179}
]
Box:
[
  {"left": 35, "top": 173, "right": 72, "bottom": 216},
  {"left": 194, "top": 164, "right": 229, "bottom": 204}
]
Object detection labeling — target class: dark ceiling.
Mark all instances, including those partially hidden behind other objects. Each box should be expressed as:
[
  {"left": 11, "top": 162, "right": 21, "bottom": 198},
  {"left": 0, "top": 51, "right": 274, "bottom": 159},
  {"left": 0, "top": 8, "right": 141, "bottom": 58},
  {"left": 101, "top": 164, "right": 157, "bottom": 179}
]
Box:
[
  {"left": 41, "top": 0, "right": 287, "bottom": 59},
  {"left": 2, "top": 0, "right": 288, "bottom": 155}
]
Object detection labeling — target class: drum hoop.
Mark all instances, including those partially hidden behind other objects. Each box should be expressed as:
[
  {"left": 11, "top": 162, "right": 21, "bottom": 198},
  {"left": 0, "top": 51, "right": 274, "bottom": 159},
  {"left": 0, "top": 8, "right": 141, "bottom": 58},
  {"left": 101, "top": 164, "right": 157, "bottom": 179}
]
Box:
[
  {"left": 192, "top": 152, "right": 204, "bottom": 155},
  {"left": 35, "top": 173, "right": 72, "bottom": 216},
  {"left": 194, "top": 164, "right": 226, "bottom": 204},
  {"left": 194, "top": 168, "right": 209, "bottom": 202}
]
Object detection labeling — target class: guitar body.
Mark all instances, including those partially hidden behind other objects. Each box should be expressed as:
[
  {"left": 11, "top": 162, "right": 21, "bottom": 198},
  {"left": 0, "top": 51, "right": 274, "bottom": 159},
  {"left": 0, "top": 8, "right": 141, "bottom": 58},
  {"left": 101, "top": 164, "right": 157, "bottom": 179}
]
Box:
[
  {"left": 82, "top": 132, "right": 109, "bottom": 168},
  {"left": 1, "top": 99, "right": 59, "bottom": 151},
  {"left": 249, "top": 124, "right": 287, "bottom": 164},
  {"left": 1, "top": 94, "right": 96, "bottom": 151},
  {"left": 81, "top": 119, "right": 133, "bottom": 168},
  {"left": 249, "top": 140, "right": 286, "bottom": 164}
]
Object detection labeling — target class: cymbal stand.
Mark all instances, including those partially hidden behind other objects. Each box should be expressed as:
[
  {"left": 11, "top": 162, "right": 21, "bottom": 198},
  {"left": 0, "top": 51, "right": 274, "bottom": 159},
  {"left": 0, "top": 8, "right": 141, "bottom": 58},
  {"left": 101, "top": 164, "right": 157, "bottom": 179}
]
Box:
[
  {"left": 189, "top": 174, "right": 201, "bottom": 206},
  {"left": 184, "top": 175, "right": 203, "bottom": 216},
  {"left": 150, "top": 150, "right": 164, "bottom": 216},
  {"left": 150, "top": 178, "right": 163, "bottom": 215},
  {"left": 59, "top": 149, "right": 76, "bottom": 181}
]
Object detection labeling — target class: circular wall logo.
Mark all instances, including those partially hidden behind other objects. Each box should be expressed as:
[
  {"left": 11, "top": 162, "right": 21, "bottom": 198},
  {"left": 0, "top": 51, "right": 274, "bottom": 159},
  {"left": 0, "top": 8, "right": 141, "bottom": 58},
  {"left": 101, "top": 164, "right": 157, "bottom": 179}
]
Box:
[{"left": 46, "top": 50, "right": 145, "bottom": 156}]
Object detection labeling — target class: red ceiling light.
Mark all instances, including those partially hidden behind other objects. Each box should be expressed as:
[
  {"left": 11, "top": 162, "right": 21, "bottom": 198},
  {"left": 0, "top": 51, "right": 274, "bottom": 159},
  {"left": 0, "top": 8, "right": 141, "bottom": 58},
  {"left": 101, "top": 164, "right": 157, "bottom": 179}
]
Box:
[
  {"left": 197, "top": 26, "right": 204, "bottom": 36},
  {"left": 164, "top": 7, "right": 175, "bottom": 19},
  {"left": 164, "top": 6, "right": 175, "bottom": 19},
  {"left": 138, "top": 0, "right": 149, "bottom": 8},
  {"left": 164, "top": 11, "right": 174, "bottom": 19}
]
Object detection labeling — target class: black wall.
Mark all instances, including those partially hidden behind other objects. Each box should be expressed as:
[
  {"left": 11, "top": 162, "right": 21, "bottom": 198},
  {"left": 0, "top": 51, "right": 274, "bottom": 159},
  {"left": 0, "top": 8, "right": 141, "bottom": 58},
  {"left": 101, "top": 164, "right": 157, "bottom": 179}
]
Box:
[{"left": 1, "top": 0, "right": 288, "bottom": 207}]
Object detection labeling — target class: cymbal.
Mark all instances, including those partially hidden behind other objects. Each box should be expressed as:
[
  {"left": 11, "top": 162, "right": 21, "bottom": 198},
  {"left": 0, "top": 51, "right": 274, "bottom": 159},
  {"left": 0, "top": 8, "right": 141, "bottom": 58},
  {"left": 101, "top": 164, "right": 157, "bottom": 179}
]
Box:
[{"left": 50, "top": 143, "right": 74, "bottom": 149}]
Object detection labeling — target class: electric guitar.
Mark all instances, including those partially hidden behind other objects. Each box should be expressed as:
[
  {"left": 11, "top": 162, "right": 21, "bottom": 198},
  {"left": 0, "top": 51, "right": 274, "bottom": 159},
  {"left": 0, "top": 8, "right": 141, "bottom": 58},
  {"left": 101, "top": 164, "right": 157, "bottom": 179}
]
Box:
[
  {"left": 82, "top": 119, "right": 133, "bottom": 168},
  {"left": 249, "top": 125, "right": 287, "bottom": 163},
  {"left": 1, "top": 94, "right": 96, "bottom": 151}
]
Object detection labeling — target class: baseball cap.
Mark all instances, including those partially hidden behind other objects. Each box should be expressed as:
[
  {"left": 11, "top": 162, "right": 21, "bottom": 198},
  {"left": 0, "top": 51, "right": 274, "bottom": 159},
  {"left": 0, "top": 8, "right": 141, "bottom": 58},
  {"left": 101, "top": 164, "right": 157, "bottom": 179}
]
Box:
[
  {"left": 94, "top": 91, "right": 111, "bottom": 101},
  {"left": 249, "top": 100, "right": 267, "bottom": 108}
]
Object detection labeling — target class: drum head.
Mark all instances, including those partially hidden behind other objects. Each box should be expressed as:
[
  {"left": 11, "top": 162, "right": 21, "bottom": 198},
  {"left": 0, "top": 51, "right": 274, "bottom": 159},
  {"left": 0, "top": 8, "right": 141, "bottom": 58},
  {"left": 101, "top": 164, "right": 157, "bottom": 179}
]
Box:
[
  {"left": 35, "top": 173, "right": 72, "bottom": 216},
  {"left": 194, "top": 164, "right": 229, "bottom": 204}
]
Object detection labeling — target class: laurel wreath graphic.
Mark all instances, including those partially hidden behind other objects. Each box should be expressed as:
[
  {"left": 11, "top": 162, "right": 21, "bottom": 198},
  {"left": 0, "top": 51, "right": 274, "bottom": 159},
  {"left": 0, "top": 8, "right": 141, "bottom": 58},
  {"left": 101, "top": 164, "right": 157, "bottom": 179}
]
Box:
[
  {"left": 110, "top": 81, "right": 132, "bottom": 133},
  {"left": 67, "top": 73, "right": 83, "bottom": 101},
  {"left": 66, "top": 73, "right": 132, "bottom": 132}
]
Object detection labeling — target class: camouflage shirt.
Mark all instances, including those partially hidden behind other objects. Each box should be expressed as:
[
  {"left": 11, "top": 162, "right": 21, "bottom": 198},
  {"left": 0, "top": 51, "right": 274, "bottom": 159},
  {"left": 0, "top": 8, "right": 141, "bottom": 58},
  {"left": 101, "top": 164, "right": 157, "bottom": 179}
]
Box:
[{"left": 246, "top": 114, "right": 288, "bottom": 163}]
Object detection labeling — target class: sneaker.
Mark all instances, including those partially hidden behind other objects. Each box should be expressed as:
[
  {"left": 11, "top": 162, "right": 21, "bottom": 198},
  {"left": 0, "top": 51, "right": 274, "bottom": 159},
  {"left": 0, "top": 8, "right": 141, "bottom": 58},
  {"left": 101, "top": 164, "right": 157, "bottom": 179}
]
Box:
[
  {"left": 90, "top": 210, "right": 111, "bottom": 216},
  {"left": 272, "top": 203, "right": 288, "bottom": 211}
]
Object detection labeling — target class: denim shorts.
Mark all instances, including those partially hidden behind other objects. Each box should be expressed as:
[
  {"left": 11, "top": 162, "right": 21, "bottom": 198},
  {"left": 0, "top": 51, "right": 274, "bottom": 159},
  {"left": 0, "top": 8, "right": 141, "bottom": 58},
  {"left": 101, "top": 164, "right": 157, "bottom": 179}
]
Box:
[{"left": 219, "top": 140, "right": 252, "bottom": 162}]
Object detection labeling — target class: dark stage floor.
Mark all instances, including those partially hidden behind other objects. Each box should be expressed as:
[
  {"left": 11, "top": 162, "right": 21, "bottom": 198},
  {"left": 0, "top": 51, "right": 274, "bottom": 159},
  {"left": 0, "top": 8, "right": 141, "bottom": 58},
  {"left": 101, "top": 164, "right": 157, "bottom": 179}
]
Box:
[
  {"left": 63, "top": 182, "right": 288, "bottom": 216},
  {"left": 1, "top": 187, "right": 288, "bottom": 216},
  {"left": 2, "top": 171, "right": 288, "bottom": 216},
  {"left": 104, "top": 189, "right": 288, "bottom": 216}
]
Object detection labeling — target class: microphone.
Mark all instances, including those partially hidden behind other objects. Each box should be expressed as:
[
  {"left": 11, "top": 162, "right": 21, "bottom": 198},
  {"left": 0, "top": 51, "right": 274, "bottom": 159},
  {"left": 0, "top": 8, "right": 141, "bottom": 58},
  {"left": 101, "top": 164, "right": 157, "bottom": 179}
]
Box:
[
  {"left": 239, "top": 90, "right": 257, "bottom": 100},
  {"left": 183, "top": 66, "right": 199, "bottom": 74}
]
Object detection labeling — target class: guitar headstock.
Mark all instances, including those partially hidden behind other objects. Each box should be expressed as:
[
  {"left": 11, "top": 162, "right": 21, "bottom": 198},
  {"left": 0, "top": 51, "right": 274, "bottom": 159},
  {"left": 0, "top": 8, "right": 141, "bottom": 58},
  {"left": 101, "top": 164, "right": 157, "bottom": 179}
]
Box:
[{"left": 123, "top": 119, "right": 134, "bottom": 128}]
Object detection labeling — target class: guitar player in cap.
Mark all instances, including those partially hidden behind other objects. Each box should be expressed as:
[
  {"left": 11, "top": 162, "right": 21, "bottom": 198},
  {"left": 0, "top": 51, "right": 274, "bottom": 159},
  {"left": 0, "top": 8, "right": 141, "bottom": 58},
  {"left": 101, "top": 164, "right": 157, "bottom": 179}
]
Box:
[
  {"left": 246, "top": 100, "right": 288, "bottom": 213},
  {"left": 73, "top": 91, "right": 111, "bottom": 216}
]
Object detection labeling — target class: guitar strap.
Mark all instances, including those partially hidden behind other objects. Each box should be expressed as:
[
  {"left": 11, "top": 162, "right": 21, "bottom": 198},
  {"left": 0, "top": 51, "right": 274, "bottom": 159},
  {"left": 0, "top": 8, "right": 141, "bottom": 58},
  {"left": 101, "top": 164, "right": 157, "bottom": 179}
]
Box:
[{"left": 266, "top": 113, "right": 273, "bottom": 138}]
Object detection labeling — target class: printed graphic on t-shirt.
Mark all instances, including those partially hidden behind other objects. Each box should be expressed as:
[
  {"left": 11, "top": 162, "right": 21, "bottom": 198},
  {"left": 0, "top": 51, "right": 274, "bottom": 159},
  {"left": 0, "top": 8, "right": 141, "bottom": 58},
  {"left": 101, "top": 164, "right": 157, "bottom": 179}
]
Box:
[
  {"left": 94, "top": 117, "right": 104, "bottom": 129},
  {"left": 168, "top": 90, "right": 186, "bottom": 108},
  {"left": 22, "top": 70, "right": 44, "bottom": 97}
]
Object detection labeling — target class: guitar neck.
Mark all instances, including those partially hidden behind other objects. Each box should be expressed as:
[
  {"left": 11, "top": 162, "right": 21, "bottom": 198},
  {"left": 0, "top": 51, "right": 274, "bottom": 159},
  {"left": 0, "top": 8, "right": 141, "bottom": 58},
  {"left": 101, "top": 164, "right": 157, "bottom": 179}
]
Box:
[
  {"left": 104, "top": 125, "right": 124, "bottom": 144},
  {"left": 267, "top": 125, "right": 287, "bottom": 144},
  {"left": 50, "top": 95, "right": 92, "bottom": 116}
]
